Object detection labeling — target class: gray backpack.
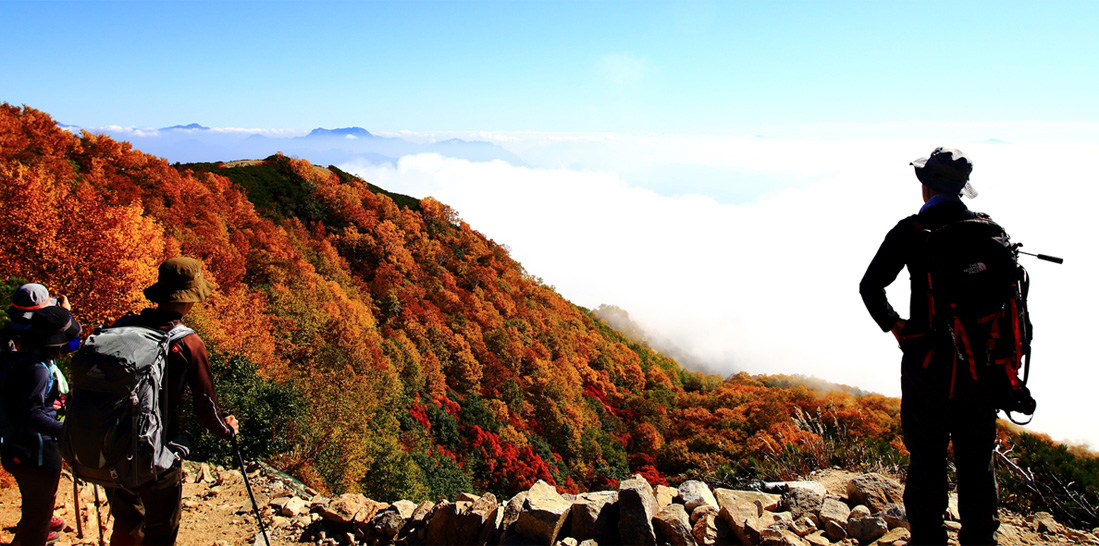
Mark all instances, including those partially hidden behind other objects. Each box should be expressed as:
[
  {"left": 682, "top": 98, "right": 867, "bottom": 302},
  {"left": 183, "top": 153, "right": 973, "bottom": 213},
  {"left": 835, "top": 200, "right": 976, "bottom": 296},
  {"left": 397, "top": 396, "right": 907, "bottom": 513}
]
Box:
[{"left": 61, "top": 323, "right": 193, "bottom": 488}]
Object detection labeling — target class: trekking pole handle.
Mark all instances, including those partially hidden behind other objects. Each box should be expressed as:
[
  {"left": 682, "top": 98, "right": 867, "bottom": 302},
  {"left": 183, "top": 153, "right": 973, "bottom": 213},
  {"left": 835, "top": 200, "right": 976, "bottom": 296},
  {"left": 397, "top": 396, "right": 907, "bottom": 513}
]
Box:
[{"left": 1019, "top": 250, "right": 1064, "bottom": 264}]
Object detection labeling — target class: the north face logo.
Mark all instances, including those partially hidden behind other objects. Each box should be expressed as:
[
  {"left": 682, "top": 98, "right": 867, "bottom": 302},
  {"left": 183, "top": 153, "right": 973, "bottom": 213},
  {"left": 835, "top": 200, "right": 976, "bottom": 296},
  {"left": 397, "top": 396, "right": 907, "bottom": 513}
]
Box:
[
  {"left": 964, "top": 262, "right": 988, "bottom": 275},
  {"left": 86, "top": 364, "right": 106, "bottom": 380}
]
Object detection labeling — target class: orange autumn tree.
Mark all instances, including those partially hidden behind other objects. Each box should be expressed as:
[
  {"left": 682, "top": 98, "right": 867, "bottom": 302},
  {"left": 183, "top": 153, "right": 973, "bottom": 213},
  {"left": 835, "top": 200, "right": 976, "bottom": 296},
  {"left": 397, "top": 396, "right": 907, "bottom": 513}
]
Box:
[{"left": 0, "top": 105, "right": 164, "bottom": 326}]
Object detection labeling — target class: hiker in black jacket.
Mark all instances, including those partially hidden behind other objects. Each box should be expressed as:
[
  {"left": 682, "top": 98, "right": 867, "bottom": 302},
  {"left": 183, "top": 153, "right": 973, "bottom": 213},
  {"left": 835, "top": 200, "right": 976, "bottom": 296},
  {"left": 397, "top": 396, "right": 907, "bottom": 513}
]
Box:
[
  {"left": 860, "top": 147, "right": 1000, "bottom": 545},
  {"left": 1, "top": 305, "right": 81, "bottom": 546}
]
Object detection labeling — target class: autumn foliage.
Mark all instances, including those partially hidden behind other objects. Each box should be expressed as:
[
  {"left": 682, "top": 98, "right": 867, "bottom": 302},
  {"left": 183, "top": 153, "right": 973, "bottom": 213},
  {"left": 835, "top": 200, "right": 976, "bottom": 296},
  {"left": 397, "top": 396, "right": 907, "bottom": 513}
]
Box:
[{"left": 2, "top": 105, "right": 1094, "bottom": 520}]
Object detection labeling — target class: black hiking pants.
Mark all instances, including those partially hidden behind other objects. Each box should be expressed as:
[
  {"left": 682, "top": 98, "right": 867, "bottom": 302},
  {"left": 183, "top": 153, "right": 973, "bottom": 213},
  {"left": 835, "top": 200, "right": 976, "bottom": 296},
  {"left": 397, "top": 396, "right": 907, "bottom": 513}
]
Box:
[
  {"left": 105, "top": 466, "right": 183, "bottom": 546},
  {"left": 1, "top": 438, "right": 61, "bottom": 546},
  {"left": 902, "top": 351, "right": 1000, "bottom": 546}
]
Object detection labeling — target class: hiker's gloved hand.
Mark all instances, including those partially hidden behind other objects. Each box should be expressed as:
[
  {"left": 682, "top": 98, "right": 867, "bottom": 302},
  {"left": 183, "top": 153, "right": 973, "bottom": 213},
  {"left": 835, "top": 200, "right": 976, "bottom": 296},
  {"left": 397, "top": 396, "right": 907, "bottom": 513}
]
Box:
[
  {"left": 891, "top": 319, "right": 907, "bottom": 344},
  {"left": 224, "top": 414, "right": 239, "bottom": 436}
]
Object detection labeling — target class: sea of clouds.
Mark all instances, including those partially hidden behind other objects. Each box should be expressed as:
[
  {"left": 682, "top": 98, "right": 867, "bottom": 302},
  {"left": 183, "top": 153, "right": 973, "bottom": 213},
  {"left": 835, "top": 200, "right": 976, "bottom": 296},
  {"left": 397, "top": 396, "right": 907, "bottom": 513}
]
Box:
[{"left": 340, "top": 131, "right": 1096, "bottom": 449}]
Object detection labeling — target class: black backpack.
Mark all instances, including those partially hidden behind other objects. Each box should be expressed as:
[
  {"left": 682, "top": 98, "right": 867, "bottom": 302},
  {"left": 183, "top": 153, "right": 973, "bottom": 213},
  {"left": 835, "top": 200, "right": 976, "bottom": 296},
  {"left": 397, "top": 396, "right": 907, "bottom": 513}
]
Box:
[{"left": 921, "top": 215, "right": 1036, "bottom": 424}]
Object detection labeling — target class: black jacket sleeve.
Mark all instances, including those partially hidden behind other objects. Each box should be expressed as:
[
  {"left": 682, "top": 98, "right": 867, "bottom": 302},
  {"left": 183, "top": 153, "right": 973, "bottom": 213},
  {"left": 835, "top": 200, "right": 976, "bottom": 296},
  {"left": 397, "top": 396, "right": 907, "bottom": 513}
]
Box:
[{"left": 860, "top": 218, "right": 913, "bottom": 332}]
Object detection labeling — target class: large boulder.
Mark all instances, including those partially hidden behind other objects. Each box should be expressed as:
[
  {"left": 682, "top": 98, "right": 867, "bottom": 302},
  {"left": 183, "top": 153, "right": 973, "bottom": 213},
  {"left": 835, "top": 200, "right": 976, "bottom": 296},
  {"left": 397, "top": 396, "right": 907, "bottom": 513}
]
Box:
[
  {"left": 655, "top": 484, "right": 679, "bottom": 510},
  {"left": 516, "top": 480, "right": 572, "bottom": 545},
  {"left": 502, "top": 491, "right": 527, "bottom": 528},
  {"left": 618, "top": 476, "right": 659, "bottom": 545},
  {"left": 691, "top": 505, "right": 720, "bottom": 546},
  {"left": 457, "top": 493, "right": 499, "bottom": 544},
  {"left": 719, "top": 500, "right": 764, "bottom": 545},
  {"left": 818, "top": 498, "right": 850, "bottom": 541},
  {"left": 371, "top": 510, "right": 405, "bottom": 539},
  {"left": 412, "top": 500, "right": 435, "bottom": 523},
  {"left": 714, "top": 489, "right": 781, "bottom": 513},
  {"left": 318, "top": 493, "right": 369, "bottom": 525},
  {"left": 848, "top": 515, "right": 889, "bottom": 544},
  {"left": 424, "top": 501, "right": 468, "bottom": 545},
  {"left": 570, "top": 491, "right": 619, "bottom": 545},
  {"left": 678, "top": 480, "right": 719, "bottom": 512},
  {"left": 846, "top": 473, "right": 904, "bottom": 514},
  {"left": 653, "top": 504, "right": 697, "bottom": 546},
  {"left": 496, "top": 491, "right": 528, "bottom": 545},
  {"left": 389, "top": 499, "right": 418, "bottom": 519},
  {"left": 354, "top": 500, "right": 386, "bottom": 529},
  {"left": 371, "top": 500, "right": 418, "bottom": 538},
  {"left": 272, "top": 496, "right": 308, "bottom": 517},
  {"left": 782, "top": 486, "right": 824, "bottom": 520},
  {"left": 404, "top": 500, "right": 435, "bottom": 541}
]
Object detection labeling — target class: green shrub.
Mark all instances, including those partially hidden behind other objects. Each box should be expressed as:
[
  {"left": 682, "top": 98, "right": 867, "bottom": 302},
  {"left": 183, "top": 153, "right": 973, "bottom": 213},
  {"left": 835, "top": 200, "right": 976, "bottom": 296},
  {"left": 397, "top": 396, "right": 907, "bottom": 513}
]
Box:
[
  {"left": 413, "top": 449, "right": 473, "bottom": 501},
  {"left": 181, "top": 352, "right": 306, "bottom": 468},
  {"left": 425, "top": 401, "right": 461, "bottom": 452}
]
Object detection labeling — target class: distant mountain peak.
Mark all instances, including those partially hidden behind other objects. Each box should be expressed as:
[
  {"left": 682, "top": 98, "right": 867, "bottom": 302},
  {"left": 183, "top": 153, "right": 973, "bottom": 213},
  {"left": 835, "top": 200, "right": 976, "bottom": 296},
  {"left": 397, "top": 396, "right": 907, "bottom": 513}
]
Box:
[
  {"left": 161, "top": 123, "right": 210, "bottom": 131},
  {"left": 306, "top": 127, "right": 374, "bottom": 139}
]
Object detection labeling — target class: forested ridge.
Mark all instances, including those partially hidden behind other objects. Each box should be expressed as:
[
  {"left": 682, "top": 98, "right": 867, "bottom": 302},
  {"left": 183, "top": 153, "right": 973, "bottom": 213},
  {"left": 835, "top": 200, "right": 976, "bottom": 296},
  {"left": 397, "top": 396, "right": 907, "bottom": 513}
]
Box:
[{"left": 1, "top": 104, "right": 1096, "bottom": 527}]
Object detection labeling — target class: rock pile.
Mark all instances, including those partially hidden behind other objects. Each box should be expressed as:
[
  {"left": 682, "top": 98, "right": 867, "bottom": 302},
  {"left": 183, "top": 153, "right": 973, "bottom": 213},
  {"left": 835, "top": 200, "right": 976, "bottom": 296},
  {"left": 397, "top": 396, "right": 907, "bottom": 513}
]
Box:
[
  {"left": 178, "top": 462, "right": 1099, "bottom": 546},
  {"left": 238, "top": 467, "right": 914, "bottom": 546}
]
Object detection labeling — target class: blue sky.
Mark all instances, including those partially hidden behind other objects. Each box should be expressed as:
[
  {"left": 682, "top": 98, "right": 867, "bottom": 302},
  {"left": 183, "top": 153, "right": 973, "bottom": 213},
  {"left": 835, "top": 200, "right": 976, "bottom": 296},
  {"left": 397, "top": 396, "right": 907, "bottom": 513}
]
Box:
[
  {"left": 5, "top": 1, "right": 1099, "bottom": 447},
  {"left": 6, "top": 1, "right": 1099, "bottom": 132}
]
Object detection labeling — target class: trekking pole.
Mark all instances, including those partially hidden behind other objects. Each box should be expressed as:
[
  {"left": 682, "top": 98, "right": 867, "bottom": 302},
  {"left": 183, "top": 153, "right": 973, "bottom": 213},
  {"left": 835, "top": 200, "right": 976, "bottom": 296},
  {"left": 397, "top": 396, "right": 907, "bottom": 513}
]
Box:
[
  {"left": 92, "top": 483, "right": 106, "bottom": 546},
  {"left": 1018, "top": 250, "right": 1064, "bottom": 264},
  {"left": 1016, "top": 243, "right": 1064, "bottom": 264},
  {"left": 232, "top": 434, "right": 271, "bottom": 546},
  {"left": 72, "top": 475, "right": 84, "bottom": 539}
]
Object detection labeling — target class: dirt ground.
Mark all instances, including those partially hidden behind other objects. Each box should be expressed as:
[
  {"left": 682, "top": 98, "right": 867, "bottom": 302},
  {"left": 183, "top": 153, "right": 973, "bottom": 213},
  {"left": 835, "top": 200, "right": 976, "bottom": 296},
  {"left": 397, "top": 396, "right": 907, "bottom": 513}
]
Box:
[{"left": 1, "top": 467, "right": 269, "bottom": 546}]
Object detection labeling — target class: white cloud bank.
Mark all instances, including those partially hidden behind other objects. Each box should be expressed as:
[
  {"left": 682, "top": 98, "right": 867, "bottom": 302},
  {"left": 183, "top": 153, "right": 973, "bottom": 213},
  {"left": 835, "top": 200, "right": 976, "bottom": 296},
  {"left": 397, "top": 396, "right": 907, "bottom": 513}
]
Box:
[{"left": 342, "top": 135, "right": 1097, "bottom": 449}]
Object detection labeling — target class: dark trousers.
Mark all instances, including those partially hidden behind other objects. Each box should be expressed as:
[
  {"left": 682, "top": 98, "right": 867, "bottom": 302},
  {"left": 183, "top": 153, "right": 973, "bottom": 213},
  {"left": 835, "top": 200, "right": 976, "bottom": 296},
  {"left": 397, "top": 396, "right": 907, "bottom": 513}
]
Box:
[
  {"left": 902, "top": 354, "right": 1000, "bottom": 546},
  {"left": 104, "top": 466, "right": 183, "bottom": 546},
  {"left": 1, "top": 439, "right": 61, "bottom": 546}
]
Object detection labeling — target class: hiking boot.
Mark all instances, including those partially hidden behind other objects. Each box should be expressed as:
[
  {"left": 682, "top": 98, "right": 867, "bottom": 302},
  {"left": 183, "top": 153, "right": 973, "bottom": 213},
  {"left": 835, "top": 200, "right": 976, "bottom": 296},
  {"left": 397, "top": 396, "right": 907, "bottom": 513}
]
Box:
[{"left": 50, "top": 516, "right": 65, "bottom": 530}]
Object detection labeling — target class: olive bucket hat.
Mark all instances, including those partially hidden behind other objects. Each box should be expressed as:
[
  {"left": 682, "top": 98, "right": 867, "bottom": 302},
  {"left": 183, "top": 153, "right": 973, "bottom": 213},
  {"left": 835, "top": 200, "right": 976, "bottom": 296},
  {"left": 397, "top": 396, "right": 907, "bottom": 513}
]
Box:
[
  {"left": 911, "top": 147, "right": 978, "bottom": 198},
  {"left": 143, "top": 257, "right": 214, "bottom": 303}
]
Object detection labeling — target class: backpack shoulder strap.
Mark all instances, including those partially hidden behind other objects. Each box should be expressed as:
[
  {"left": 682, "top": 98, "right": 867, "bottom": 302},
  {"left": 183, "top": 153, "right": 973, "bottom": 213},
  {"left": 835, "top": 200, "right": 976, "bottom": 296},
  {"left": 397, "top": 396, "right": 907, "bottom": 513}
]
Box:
[{"left": 166, "top": 323, "right": 195, "bottom": 346}]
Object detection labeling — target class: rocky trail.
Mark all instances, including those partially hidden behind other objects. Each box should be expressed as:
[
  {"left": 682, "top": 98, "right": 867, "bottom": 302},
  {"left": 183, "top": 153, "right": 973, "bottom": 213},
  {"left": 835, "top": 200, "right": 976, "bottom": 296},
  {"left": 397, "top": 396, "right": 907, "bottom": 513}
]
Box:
[{"left": 2, "top": 463, "right": 1096, "bottom": 546}]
